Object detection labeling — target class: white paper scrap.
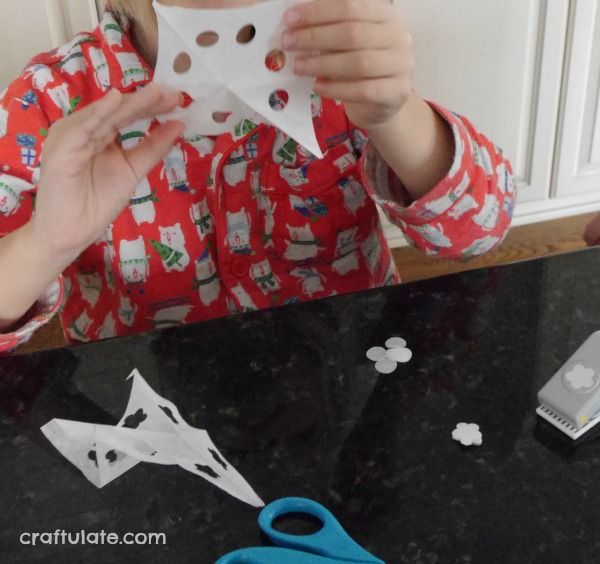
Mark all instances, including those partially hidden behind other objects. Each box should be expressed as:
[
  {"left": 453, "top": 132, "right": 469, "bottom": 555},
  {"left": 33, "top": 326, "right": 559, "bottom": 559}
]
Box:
[
  {"left": 386, "top": 347, "right": 412, "bottom": 364},
  {"left": 366, "top": 347, "right": 387, "bottom": 362},
  {"left": 367, "top": 337, "right": 412, "bottom": 374},
  {"left": 385, "top": 337, "right": 407, "bottom": 349},
  {"left": 452, "top": 422, "right": 483, "bottom": 447},
  {"left": 41, "top": 369, "right": 264, "bottom": 507},
  {"left": 152, "top": 0, "right": 323, "bottom": 158},
  {"left": 374, "top": 359, "right": 397, "bottom": 375}
]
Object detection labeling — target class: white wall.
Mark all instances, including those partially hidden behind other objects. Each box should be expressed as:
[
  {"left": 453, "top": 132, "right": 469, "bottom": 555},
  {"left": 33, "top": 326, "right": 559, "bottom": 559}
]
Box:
[
  {"left": 0, "top": 0, "right": 99, "bottom": 91},
  {"left": 0, "top": 1, "right": 54, "bottom": 90}
]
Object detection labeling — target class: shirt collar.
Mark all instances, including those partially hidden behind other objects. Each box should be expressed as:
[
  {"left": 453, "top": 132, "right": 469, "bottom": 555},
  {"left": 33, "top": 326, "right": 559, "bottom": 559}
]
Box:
[{"left": 97, "top": 9, "right": 154, "bottom": 93}]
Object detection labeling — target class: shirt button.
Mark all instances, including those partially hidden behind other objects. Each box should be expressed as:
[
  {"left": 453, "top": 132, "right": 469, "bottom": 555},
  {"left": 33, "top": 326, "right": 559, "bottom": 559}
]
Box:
[{"left": 231, "top": 257, "right": 250, "bottom": 278}]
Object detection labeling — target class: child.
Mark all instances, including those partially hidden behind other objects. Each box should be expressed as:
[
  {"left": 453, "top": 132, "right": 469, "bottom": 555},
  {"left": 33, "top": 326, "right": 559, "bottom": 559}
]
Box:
[{"left": 0, "top": 0, "right": 515, "bottom": 353}]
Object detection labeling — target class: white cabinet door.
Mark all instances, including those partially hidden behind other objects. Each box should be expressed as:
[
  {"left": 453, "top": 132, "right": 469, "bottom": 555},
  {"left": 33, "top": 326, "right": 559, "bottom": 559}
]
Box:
[
  {"left": 51, "top": 0, "right": 100, "bottom": 44},
  {"left": 554, "top": 0, "right": 600, "bottom": 199},
  {"left": 397, "top": 0, "right": 568, "bottom": 204},
  {"left": 0, "top": 0, "right": 99, "bottom": 91},
  {"left": 380, "top": 0, "right": 569, "bottom": 244}
]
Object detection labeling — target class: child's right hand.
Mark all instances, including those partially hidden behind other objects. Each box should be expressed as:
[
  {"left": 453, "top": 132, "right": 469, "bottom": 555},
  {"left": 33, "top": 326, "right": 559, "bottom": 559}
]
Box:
[{"left": 31, "top": 83, "right": 184, "bottom": 263}]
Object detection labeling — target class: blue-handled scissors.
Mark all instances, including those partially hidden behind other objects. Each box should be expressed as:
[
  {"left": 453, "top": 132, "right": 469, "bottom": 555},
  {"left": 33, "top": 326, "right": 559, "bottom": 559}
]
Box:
[{"left": 216, "top": 497, "right": 384, "bottom": 563}]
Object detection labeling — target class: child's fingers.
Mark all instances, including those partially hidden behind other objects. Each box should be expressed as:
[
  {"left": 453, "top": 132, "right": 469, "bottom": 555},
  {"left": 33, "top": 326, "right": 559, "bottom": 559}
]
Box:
[
  {"left": 68, "top": 85, "right": 179, "bottom": 156},
  {"left": 315, "top": 76, "right": 407, "bottom": 106},
  {"left": 123, "top": 120, "right": 185, "bottom": 183},
  {"left": 101, "top": 83, "right": 181, "bottom": 134},
  {"left": 56, "top": 89, "right": 122, "bottom": 153},
  {"left": 295, "top": 50, "right": 401, "bottom": 80},
  {"left": 283, "top": 0, "right": 394, "bottom": 29},
  {"left": 283, "top": 21, "right": 398, "bottom": 52},
  {"left": 83, "top": 88, "right": 124, "bottom": 127}
]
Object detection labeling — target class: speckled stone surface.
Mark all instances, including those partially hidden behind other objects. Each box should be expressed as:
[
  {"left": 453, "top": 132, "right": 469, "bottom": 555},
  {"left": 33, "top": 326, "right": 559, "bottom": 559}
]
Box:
[{"left": 2, "top": 249, "right": 600, "bottom": 563}]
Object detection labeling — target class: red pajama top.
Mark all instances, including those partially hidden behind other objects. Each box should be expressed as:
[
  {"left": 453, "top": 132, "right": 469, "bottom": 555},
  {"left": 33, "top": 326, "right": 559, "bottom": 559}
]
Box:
[{"left": 0, "top": 10, "right": 516, "bottom": 353}]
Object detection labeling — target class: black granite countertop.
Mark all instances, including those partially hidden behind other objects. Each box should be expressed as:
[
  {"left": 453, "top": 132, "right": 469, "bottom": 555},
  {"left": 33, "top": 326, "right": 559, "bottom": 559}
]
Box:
[{"left": 2, "top": 249, "right": 600, "bottom": 564}]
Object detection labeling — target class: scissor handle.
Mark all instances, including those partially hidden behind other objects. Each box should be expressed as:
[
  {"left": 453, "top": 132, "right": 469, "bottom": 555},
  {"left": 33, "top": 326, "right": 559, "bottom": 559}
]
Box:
[
  {"left": 258, "top": 497, "right": 383, "bottom": 563},
  {"left": 216, "top": 547, "right": 353, "bottom": 564}
]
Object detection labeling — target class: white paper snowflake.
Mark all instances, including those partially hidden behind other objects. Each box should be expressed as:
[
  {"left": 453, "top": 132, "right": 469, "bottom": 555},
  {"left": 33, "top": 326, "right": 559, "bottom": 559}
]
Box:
[
  {"left": 152, "top": 0, "right": 322, "bottom": 157},
  {"left": 366, "top": 337, "right": 412, "bottom": 374},
  {"left": 452, "top": 422, "right": 482, "bottom": 446},
  {"left": 565, "top": 364, "right": 596, "bottom": 391}
]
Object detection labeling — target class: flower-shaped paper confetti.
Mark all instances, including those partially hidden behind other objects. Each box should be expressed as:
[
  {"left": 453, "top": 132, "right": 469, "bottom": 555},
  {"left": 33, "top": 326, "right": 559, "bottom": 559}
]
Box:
[
  {"left": 366, "top": 337, "right": 413, "bottom": 374},
  {"left": 564, "top": 364, "right": 597, "bottom": 391},
  {"left": 452, "top": 423, "right": 483, "bottom": 446}
]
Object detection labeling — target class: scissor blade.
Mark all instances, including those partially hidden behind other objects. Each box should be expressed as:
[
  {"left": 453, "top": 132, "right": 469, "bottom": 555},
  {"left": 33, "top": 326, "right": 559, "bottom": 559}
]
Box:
[{"left": 216, "top": 546, "right": 369, "bottom": 563}]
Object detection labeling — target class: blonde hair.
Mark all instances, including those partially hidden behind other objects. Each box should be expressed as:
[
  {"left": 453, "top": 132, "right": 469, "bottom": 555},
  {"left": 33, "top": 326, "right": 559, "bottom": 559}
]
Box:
[{"left": 108, "top": 0, "right": 157, "bottom": 32}]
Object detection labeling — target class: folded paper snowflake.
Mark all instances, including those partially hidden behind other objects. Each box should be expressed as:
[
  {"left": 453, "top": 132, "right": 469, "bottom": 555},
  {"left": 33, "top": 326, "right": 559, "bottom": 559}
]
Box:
[
  {"left": 41, "top": 369, "right": 264, "bottom": 507},
  {"left": 152, "top": 0, "right": 322, "bottom": 157}
]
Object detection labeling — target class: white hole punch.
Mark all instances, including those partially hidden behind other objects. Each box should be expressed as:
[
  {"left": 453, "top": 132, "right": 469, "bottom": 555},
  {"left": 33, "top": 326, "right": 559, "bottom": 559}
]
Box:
[{"left": 537, "top": 331, "right": 600, "bottom": 440}]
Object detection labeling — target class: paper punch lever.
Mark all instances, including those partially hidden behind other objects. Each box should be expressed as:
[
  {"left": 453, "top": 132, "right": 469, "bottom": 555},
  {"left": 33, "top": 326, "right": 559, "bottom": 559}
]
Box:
[{"left": 537, "top": 331, "right": 600, "bottom": 439}]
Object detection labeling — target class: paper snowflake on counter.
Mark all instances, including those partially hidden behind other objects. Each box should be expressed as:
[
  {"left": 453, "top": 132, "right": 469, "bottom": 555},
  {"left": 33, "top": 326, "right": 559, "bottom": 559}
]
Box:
[
  {"left": 41, "top": 369, "right": 264, "bottom": 506},
  {"left": 452, "top": 422, "right": 482, "bottom": 446},
  {"left": 366, "top": 337, "right": 413, "bottom": 374}
]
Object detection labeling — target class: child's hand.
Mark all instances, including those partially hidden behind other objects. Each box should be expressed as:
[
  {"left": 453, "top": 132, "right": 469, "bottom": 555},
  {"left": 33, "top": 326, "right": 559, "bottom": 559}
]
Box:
[
  {"left": 32, "top": 84, "right": 184, "bottom": 263},
  {"left": 584, "top": 214, "right": 600, "bottom": 246},
  {"left": 282, "top": 0, "right": 414, "bottom": 131}
]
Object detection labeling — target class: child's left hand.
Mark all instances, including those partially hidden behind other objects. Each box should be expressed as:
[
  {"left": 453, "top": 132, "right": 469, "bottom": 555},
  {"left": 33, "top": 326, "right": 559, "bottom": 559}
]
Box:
[{"left": 282, "top": 0, "right": 415, "bottom": 131}]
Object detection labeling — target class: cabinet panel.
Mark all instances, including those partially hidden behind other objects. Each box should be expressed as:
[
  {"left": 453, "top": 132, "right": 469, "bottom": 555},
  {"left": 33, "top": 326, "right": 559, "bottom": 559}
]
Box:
[
  {"left": 555, "top": 0, "right": 600, "bottom": 197},
  {"left": 397, "top": 0, "right": 568, "bottom": 203},
  {"left": 382, "top": 0, "right": 569, "bottom": 246},
  {"left": 593, "top": 94, "right": 600, "bottom": 163},
  {"left": 62, "top": 0, "right": 100, "bottom": 39}
]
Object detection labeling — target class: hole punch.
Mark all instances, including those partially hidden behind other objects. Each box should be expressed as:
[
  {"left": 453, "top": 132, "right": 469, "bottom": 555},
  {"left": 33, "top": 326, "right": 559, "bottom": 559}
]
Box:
[
  {"left": 537, "top": 331, "right": 600, "bottom": 439},
  {"left": 173, "top": 52, "right": 191, "bottom": 74},
  {"left": 197, "top": 31, "right": 219, "bottom": 47},
  {"left": 269, "top": 90, "right": 289, "bottom": 111},
  {"left": 236, "top": 24, "right": 256, "bottom": 44},
  {"left": 265, "top": 49, "right": 286, "bottom": 72}
]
